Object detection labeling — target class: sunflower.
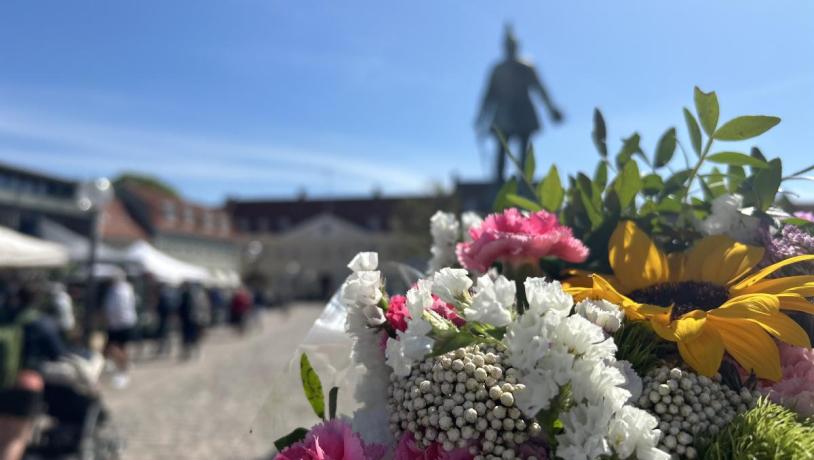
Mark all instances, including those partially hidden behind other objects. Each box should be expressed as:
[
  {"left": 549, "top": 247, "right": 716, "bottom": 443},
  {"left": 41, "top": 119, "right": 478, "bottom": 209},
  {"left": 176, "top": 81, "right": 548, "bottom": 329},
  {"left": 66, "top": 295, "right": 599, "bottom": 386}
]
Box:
[{"left": 567, "top": 220, "right": 814, "bottom": 381}]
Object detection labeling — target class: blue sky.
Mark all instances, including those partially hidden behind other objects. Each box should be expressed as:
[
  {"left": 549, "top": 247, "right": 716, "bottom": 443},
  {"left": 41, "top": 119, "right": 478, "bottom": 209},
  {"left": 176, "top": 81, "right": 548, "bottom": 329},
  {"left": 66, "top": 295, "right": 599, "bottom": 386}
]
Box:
[{"left": 1, "top": 1, "right": 813, "bottom": 204}]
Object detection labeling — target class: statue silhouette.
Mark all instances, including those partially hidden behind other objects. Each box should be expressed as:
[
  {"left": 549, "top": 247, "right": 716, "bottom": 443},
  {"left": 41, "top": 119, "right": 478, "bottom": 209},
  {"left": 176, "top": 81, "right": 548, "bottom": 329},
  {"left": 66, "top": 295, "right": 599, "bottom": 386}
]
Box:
[{"left": 476, "top": 25, "right": 563, "bottom": 185}]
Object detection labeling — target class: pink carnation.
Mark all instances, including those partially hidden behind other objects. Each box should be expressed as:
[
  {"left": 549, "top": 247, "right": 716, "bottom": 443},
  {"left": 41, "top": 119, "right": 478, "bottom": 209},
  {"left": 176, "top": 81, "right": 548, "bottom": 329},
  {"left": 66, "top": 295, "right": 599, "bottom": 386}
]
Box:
[
  {"left": 276, "top": 419, "right": 387, "bottom": 460},
  {"left": 386, "top": 294, "right": 465, "bottom": 332},
  {"left": 394, "top": 432, "right": 473, "bottom": 460},
  {"left": 456, "top": 208, "right": 589, "bottom": 272},
  {"left": 759, "top": 343, "right": 814, "bottom": 417},
  {"left": 794, "top": 211, "right": 814, "bottom": 223}
]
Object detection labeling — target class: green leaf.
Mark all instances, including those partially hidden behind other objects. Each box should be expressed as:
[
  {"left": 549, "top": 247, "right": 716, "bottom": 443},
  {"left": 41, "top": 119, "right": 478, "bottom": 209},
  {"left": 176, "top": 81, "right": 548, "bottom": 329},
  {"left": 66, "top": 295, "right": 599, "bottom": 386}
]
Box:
[
  {"left": 751, "top": 146, "right": 767, "bottom": 162},
  {"left": 683, "top": 108, "right": 703, "bottom": 156},
  {"left": 752, "top": 158, "right": 782, "bottom": 211},
  {"left": 578, "top": 187, "right": 603, "bottom": 230},
  {"left": 728, "top": 165, "right": 746, "bottom": 193},
  {"left": 593, "top": 161, "right": 608, "bottom": 190},
  {"left": 493, "top": 178, "right": 518, "bottom": 211},
  {"left": 616, "top": 133, "right": 641, "bottom": 170},
  {"left": 714, "top": 116, "right": 781, "bottom": 141},
  {"left": 431, "top": 331, "right": 480, "bottom": 356},
  {"left": 654, "top": 127, "right": 677, "bottom": 168},
  {"left": 592, "top": 108, "right": 607, "bottom": 158},
  {"left": 706, "top": 167, "right": 727, "bottom": 197},
  {"left": 614, "top": 160, "right": 642, "bottom": 209},
  {"left": 328, "top": 387, "right": 339, "bottom": 420},
  {"left": 656, "top": 197, "right": 682, "bottom": 213},
  {"left": 707, "top": 152, "right": 769, "bottom": 169},
  {"left": 524, "top": 145, "right": 536, "bottom": 182},
  {"left": 694, "top": 87, "right": 719, "bottom": 136},
  {"left": 662, "top": 169, "right": 693, "bottom": 197},
  {"left": 506, "top": 193, "right": 542, "bottom": 212},
  {"left": 641, "top": 174, "right": 664, "bottom": 196},
  {"left": 300, "top": 353, "right": 325, "bottom": 420},
  {"left": 538, "top": 165, "right": 565, "bottom": 212},
  {"left": 274, "top": 427, "right": 309, "bottom": 452}
]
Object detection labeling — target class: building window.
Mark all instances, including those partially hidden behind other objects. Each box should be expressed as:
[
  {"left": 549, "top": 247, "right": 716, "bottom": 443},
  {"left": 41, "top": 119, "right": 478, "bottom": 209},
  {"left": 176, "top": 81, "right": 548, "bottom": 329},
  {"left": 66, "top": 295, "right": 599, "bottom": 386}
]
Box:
[
  {"left": 162, "top": 200, "right": 176, "bottom": 225},
  {"left": 203, "top": 212, "right": 215, "bottom": 231},
  {"left": 257, "top": 217, "right": 270, "bottom": 232},
  {"left": 184, "top": 207, "right": 195, "bottom": 227},
  {"left": 239, "top": 217, "right": 250, "bottom": 233}
]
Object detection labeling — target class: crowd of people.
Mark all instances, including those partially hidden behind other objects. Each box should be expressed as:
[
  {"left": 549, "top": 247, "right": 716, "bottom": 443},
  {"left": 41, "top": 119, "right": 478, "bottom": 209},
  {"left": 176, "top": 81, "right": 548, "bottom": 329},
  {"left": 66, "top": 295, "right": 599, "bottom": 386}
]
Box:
[{"left": 0, "top": 271, "right": 259, "bottom": 460}]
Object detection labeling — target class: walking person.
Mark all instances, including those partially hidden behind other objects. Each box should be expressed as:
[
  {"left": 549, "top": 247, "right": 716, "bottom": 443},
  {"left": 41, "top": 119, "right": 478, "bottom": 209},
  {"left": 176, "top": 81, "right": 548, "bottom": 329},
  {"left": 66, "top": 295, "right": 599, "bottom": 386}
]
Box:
[
  {"left": 178, "top": 282, "right": 210, "bottom": 360},
  {"left": 102, "top": 274, "right": 137, "bottom": 389},
  {"left": 229, "top": 285, "right": 253, "bottom": 334},
  {"left": 154, "top": 284, "right": 175, "bottom": 357}
]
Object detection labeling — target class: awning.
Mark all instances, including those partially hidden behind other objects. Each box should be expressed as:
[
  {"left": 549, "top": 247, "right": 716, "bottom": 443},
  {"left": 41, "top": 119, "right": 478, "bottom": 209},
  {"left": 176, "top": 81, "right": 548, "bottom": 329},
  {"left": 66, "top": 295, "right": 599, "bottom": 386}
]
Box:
[
  {"left": 37, "top": 218, "right": 129, "bottom": 263},
  {"left": 0, "top": 225, "right": 69, "bottom": 268},
  {"left": 125, "top": 241, "right": 210, "bottom": 286},
  {"left": 208, "top": 268, "right": 242, "bottom": 288}
]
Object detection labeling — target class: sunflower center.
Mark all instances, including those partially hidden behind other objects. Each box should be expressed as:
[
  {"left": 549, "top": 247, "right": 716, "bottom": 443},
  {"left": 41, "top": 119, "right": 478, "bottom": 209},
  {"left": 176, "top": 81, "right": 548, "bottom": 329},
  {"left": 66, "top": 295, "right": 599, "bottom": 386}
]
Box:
[{"left": 628, "top": 281, "right": 730, "bottom": 320}]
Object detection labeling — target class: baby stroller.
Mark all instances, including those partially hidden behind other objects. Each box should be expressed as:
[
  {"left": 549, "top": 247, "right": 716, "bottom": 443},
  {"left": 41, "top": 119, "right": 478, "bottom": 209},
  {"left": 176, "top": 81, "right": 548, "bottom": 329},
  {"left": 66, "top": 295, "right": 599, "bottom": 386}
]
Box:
[{"left": 24, "top": 351, "right": 120, "bottom": 460}]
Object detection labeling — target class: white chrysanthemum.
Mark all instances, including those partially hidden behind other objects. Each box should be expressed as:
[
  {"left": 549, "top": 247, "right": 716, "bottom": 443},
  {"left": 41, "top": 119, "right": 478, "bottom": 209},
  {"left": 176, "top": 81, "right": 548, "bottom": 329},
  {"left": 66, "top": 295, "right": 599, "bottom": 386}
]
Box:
[
  {"left": 406, "top": 279, "right": 433, "bottom": 319},
  {"left": 347, "top": 252, "right": 379, "bottom": 272},
  {"left": 428, "top": 211, "right": 460, "bottom": 273},
  {"left": 607, "top": 406, "right": 669, "bottom": 460},
  {"left": 342, "top": 271, "right": 382, "bottom": 308},
  {"left": 554, "top": 314, "right": 606, "bottom": 357},
  {"left": 574, "top": 298, "right": 624, "bottom": 333},
  {"left": 524, "top": 278, "right": 573, "bottom": 317},
  {"left": 570, "top": 359, "right": 631, "bottom": 410},
  {"left": 464, "top": 274, "right": 515, "bottom": 326},
  {"left": 582, "top": 337, "right": 618, "bottom": 363},
  {"left": 431, "top": 268, "right": 472, "bottom": 306},
  {"left": 614, "top": 360, "right": 643, "bottom": 400},
  {"left": 504, "top": 310, "right": 559, "bottom": 371},
  {"left": 514, "top": 368, "right": 560, "bottom": 417},
  {"left": 556, "top": 402, "right": 614, "bottom": 460},
  {"left": 461, "top": 211, "right": 483, "bottom": 242}
]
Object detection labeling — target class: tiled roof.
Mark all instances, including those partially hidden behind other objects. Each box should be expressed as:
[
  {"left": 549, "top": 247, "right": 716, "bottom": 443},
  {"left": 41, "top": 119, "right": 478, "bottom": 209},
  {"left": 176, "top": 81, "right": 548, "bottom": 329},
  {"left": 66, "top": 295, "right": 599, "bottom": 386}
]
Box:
[{"left": 100, "top": 198, "right": 147, "bottom": 242}]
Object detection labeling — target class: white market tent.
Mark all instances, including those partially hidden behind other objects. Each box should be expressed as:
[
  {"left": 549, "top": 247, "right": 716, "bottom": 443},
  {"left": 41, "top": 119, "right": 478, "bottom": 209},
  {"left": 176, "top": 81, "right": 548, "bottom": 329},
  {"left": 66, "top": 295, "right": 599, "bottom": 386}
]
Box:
[
  {"left": 38, "top": 218, "right": 130, "bottom": 263},
  {"left": 125, "top": 241, "right": 210, "bottom": 286},
  {"left": 0, "top": 225, "right": 69, "bottom": 268},
  {"left": 208, "top": 268, "right": 242, "bottom": 288}
]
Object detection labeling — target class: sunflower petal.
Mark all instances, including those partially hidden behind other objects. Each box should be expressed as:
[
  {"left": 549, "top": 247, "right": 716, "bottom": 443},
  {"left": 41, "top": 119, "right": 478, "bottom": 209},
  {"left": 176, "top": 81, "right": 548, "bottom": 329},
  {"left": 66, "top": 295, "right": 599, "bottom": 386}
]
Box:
[
  {"left": 732, "top": 275, "right": 814, "bottom": 297},
  {"left": 710, "top": 317, "right": 782, "bottom": 381},
  {"left": 588, "top": 274, "right": 648, "bottom": 320},
  {"left": 683, "top": 235, "right": 764, "bottom": 286},
  {"left": 668, "top": 252, "right": 686, "bottom": 282},
  {"left": 677, "top": 327, "right": 724, "bottom": 377},
  {"left": 648, "top": 310, "right": 707, "bottom": 342},
  {"left": 733, "top": 255, "right": 814, "bottom": 291},
  {"left": 711, "top": 295, "right": 810, "bottom": 348},
  {"left": 608, "top": 221, "right": 669, "bottom": 292},
  {"left": 776, "top": 294, "right": 814, "bottom": 315}
]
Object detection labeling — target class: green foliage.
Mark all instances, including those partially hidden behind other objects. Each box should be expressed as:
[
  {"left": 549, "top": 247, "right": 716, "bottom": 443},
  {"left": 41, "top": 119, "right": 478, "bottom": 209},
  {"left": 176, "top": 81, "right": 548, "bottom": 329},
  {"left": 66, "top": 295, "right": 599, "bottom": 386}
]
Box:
[
  {"left": 328, "top": 386, "right": 339, "bottom": 420},
  {"left": 114, "top": 173, "right": 180, "bottom": 197},
  {"left": 539, "top": 165, "right": 565, "bottom": 212},
  {"left": 700, "top": 398, "right": 814, "bottom": 460},
  {"left": 694, "top": 87, "right": 720, "bottom": 136},
  {"left": 274, "top": 427, "right": 309, "bottom": 452},
  {"left": 613, "top": 320, "right": 672, "bottom": 376},
  {"left": 592, "top": 108, "right": 608, "bottom": 158},
  {"left": 654, "top": 128, "right": 677, "bottom": 168},
  {"left": 714, "top": 115, "right": 781, "bottom": 141},
  {"left": 300, "top": 353, "right": 325, "bottom": 420}
]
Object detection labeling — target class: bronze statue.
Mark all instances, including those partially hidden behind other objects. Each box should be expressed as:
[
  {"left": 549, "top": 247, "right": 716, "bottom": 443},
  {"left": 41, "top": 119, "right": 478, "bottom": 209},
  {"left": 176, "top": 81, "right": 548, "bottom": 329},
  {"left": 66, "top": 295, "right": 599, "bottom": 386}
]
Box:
[{"left": 476, "top": 25, "right": 563, "bottom": 184}]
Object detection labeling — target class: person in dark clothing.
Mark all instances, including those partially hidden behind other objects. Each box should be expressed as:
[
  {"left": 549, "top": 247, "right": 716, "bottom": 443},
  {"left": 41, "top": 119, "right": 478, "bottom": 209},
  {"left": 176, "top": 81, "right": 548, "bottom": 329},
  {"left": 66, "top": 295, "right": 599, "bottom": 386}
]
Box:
[
  {"left": 178, "top": 283, "right": 209, "bottom": 360},
  {"left": 155, "top": 285, "right": 175, "bottom": 356}
]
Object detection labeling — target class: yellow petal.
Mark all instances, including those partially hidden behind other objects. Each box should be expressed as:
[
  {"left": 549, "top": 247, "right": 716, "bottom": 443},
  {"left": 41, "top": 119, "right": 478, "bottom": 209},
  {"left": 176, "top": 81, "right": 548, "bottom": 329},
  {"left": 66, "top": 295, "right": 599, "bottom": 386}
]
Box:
[
  {"left": 732, "top": 275, "right": 814, "bottom": 297},
  {"left": 649, "top": 310, "right": 707, "bottom": 342},
  {"left": 591, "top": 274, "right": 646, "bottom": 320},
  {"left": 711, "top": 295, "right": 810, "bottom": 348},
  {"left": 682, "top": 235, "right": 764, "bottom": 286},
  {"left": 776, "top": 294, "right": 814, "bottom": 315},
  {"left": 667, "top": 252, "right": 686, "bottom": 282},
  {"left": 678, "top": 326, "right": 725, "bottom": 377},
  {"left": 608, "top": 221, "right": 669, "bottom": 292},
  {"left": 710, "top": 317, "right": 782, "bottom": 381},
  {"left": 733, "top": 255, "right": 814, "bottom": 291}
]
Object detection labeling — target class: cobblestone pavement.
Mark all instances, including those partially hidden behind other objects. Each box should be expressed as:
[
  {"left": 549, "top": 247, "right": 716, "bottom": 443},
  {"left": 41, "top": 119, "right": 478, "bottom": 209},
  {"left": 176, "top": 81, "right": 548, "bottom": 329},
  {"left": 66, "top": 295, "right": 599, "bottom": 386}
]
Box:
[{"left": 103, "top": 303, "right": 325, "bottom": 460}]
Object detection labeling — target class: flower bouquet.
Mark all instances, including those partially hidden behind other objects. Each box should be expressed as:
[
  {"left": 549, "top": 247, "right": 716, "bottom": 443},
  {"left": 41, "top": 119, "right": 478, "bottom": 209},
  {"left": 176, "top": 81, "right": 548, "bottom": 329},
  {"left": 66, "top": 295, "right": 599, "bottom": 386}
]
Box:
[{"left": 273, "top": 88, "right": 814, "bottom": 459}]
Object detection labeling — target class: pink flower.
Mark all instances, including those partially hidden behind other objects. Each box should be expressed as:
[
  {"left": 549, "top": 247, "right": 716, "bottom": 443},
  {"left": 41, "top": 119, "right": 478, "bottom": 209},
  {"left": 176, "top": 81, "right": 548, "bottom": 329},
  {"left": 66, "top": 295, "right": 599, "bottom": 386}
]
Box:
[
  {"left": 456, "top": 208, "right": 589, "bottom": 272},
  {"left": 794, "top": 211, "right": 814, "bottom": 223},
  {"left": 276, "top": 419, "right": 387, "bottom": 460},
  {"left": 394, "top": 432, "right": 473, "bottom": 460},
  {"left": 759, "top": 343, "right": 814, "bottom": 417},
  {"left": 386, "top": 294, "right": 465, "bottom": 333}
]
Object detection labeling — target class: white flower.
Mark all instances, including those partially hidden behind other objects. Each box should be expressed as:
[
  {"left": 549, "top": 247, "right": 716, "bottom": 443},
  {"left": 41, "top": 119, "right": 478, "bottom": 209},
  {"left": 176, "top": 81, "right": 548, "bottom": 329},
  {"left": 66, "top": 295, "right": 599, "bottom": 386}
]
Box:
[
  {"left": 504, "top": 311, "right": 558, "bottom": 371},
  {"left": 697, "top": 194, "right": 761, "bottom": 243},
  {"left": 575, "top": 299, "right": 624, "bottom": 333},
  {"left": 385, "top": 337, "right": 411, "bottom": 377},
  {"left": 342, "top": 271, "right": 382, "bottom": 307},
  {"left": 346, "top": 307, "right": 385, "bottom": 369},
  {"left": 464, "top": 274, "right": 515, "bottom": 326},
  {"left": 384, "top": 315, "right": 435, "bottom": 377},
  {"left": 431, "top": 268, "right": 472, "bottom": 306},
  {"left": 524, "top": 278, "right": 573, "bottom": 317},
  {"left": 537, "top": 344, "right": 575, "bottom": 386},
  {"left": 608, "top": 406, "right": 668, "bottom": 460},
  {"left": 348, "top": 252, "right": 379, "bottom": 272},
  {"left": 461, "top": 212, "right": 483, "bottom": 241},
  {"left": 428, "top": 211, "right": 460, "bottom": 273},
  {"left": 570, "top": 358, "right": 631, "bottom": 410},
  {"left": 614, "top": 360, "right": 643, "bottom": 401},
  {"left": 514, "top": 368, "right": 560, "bottom": 417},
  {"left": 554, "top": 314, "right": 607, "bottom": 357},
  {"left": 556, "top": 402, "right": 614, "bottom": 460},
  {"left": 361, "top": 304, "right": 386, "bottom": 326},
  {"left": 406, "top": 279, "right": 434, "bottom": 318},
  {"left": 352, "top": 404, "right": 394, "bottom": 446}
]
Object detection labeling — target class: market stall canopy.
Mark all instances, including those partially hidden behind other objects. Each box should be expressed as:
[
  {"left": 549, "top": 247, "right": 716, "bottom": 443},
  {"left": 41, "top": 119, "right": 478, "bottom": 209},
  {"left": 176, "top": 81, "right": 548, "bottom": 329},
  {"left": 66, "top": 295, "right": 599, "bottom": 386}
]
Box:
[
  {"left": 208, "top": 268, "right": 242, "bottom": 288},
  {"left": 125, "top": 241, "right": 210, "bottom": 286},
  {"left": 0, "top": 225, "right": 69, "bottom": 267},
  {"left": 37, "top": 218, "right": 129, "bottom": 263}
]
